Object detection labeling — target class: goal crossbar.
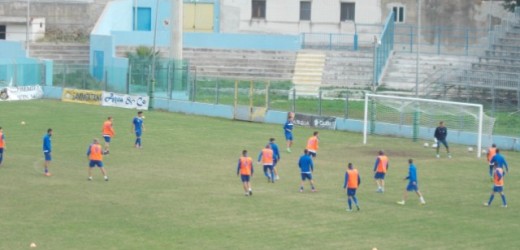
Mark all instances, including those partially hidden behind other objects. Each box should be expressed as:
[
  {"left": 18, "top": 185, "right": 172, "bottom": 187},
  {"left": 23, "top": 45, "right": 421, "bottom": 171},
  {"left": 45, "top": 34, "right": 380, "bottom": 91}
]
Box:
[{"left": 363, "top": 94, "right": 484, "bottom": 158}]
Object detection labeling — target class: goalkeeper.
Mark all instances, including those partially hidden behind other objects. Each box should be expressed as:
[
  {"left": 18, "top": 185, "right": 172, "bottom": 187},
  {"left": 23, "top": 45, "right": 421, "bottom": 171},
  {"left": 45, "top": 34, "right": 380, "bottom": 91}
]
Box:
[{"left": 434, "top": 121, "right": 451, "bottom": 158}]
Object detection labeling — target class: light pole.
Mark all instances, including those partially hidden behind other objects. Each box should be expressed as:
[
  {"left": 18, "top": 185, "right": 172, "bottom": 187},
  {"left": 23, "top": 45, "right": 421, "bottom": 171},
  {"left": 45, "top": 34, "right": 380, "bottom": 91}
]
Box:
[
  {"left": 413, "top": 0, "right": 422, "bottom": 142},
  {"left": 149, "top": 0, "right": 161, "bottom": 110},
  {"left": 415, "top": 0, "right": 421, "bottom": 97},
  {"left": 133, "top": 0, "right": 138, "bottom": 31},
  {"left": 26, "top": 0, "right": 30, "bottom": 56}
]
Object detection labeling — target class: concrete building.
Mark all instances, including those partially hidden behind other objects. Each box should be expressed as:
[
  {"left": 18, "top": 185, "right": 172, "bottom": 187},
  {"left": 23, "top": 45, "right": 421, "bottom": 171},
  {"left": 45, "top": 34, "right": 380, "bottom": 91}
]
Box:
[
  {"left": 219, "top": 0, "right": 382, "bottom": 34},
  {"left": 0, "top": 16, "right": 45, "bottom": 42}
]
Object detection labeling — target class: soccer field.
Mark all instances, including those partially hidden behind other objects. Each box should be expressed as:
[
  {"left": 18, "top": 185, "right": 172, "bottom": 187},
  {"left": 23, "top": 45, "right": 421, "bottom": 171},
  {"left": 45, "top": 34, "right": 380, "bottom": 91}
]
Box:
[{"left": 0, "top": 100, "right": 518, "bottom": 250}]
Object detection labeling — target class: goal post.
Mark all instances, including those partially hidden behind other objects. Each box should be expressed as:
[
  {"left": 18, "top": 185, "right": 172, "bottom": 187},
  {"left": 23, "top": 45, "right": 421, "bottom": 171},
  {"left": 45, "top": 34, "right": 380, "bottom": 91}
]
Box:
[{"left": 363, "top": 94, "right": 495, "bottom": 158}]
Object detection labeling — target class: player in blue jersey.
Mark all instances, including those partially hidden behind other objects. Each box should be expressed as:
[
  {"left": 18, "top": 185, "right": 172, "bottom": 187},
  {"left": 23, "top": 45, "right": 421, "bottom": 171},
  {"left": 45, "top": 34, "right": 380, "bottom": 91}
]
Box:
[
  {"left": 298, "top": 149, "right": 316, "bottom": 192},
  {"left": 283, "top": 112, "right": 294, "bottom": 153},
  {"left": 490, "top": 149, "right": 509, "bottom": 173},
  {"left": 397, "top": 159, "right": 426, "bottom": 205},
  {"left": 132, "top": 111, "right": 145, "bottom": 148},
  {"left": 269, "top": 138, "right": 281, "bottom": 180},
  {"left": 42, "top": 128, "right": 53, "bottom": 176}
]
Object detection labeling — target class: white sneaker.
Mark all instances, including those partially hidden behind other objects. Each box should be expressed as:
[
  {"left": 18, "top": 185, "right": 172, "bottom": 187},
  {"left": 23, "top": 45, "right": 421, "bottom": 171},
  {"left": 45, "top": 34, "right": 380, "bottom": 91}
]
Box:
[
  {"left": 483, "top": 202, "right": 489, "bottom": 207},
  {"left": 275, "top": 176, "right": 280, "bottom": 180},
  {"left": 346, "top": 208, "right": 352, "bottom": 212},
  {"left": 502, "top": 204, "right": 508, "bottom": 208},
  {"left": 448, "top": 154, "right": 452, "bottom": 159},
  {"left": 397, "top": 201, "right": 405, "bottom": 205}
]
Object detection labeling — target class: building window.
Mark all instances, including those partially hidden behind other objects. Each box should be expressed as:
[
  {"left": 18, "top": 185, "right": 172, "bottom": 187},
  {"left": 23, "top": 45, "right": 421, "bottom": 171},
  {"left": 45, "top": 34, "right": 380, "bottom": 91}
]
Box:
[
  {"left": 340, "top": 2, "right": 355, "bottom": 22},
  {"left": 300, "top": 1, "right": 311, "bottom": 21},
  {"left": 392, "top": 6, "right": 405, "bottom": 23},
  {"left": 252, "top": 0, "right": 266, "bottom": 19}
]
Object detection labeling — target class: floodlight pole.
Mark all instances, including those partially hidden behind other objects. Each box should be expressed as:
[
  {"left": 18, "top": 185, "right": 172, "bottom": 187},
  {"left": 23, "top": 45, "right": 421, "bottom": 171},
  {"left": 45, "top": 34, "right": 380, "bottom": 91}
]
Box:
[
  {"left": 26, "top": 0, "right": 30, "bottom": 56},
  {"left": 133, "top": 0, "right": 138, "bottom": 31},
  {"left": 170, "top": 0, "right": 183, "bottom": 95},
  {"left": 149, "top": 0, "right": 161, "bottom": 110},
  {"left": 415, "top": 0, "right": 421, "bottom": 97},
  {"left": 413, "top": 0, "right": 422, "bottom": 142}
]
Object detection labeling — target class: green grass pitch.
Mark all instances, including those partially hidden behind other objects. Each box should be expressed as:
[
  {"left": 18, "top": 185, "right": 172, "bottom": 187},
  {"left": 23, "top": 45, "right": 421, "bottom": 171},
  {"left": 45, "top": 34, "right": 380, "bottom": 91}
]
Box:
[{"left": 0, "top": 100, "right": 518, "bottom": 250}]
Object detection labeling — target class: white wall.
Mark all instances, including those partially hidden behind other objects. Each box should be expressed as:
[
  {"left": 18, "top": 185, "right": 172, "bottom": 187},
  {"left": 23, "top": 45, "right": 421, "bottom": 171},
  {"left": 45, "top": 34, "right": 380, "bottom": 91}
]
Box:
[
  {"left": 4, "top": 18, "right": 46, "bottom": 42},
  {"left": 6, "top": 24, "right": 26, "bottom": 41},
  {"left": 221, "top": 0, "right": 383, "bottom": 35}
]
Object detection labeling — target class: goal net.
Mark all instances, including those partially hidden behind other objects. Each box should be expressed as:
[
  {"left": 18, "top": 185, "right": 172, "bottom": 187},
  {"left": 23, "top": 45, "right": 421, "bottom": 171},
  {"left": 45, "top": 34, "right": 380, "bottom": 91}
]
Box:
[{"left": 363, "top": 94, "right": 496, "bottom": 157}]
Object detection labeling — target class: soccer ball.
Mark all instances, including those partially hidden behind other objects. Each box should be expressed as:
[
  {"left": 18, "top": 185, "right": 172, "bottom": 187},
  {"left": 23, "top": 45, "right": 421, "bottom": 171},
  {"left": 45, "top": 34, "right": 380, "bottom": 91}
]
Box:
[
  {"left": 468, "top": 147, "right": 474, "bottom": 152},
  {"left": 423, "top": 142, "right": 429, "bottom": 147},
  {"left": 21, "top": 121, "right": 26, "bottom": 125}
]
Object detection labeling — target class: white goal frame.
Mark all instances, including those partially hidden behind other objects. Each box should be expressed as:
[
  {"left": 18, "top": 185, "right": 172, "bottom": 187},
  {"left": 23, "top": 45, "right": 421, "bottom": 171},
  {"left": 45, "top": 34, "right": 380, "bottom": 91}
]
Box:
[{"left": 363, "top": 94, "right": 485, "bottom": 158}]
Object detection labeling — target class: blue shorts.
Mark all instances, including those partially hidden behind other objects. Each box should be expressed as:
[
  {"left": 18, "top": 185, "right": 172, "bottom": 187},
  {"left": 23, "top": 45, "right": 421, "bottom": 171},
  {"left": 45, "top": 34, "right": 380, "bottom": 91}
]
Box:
[
  {"left": 89, "top": 160, "right": 104, "bottom": 168},
  {"left": 285, "top": 133, "right": 293, "bottom": 141},
  {"left": 308, "top": 151, "right": 317, "bottom": 158},
  {"left": 241, "top": 175, "right": 250, "bottom": 182},
  {"left": 103, "top": 135, "right": 111, "bottom": 143},
  {"left": 493, "top": 186, "right": 503, "bottom": 192},
  {"left": 406, "top": 183, "right": 418, "bottom": 192},
  {"left": 347, "top": 188, "right": 357, "bottom": 196},
  {"left": 263, "top": 165, "right": 273, "bottom": 172},
  {"left": 273, "top": 159, "right": 278, "bottom": 167},
  {"left": 44, "top": 152, "right": 52, "bottom": 161},
  {"left": 301, "top": 173, "right": 313, "bottom": 181},
  {"left": 437, "top": 139, "right": 449, "bottom": 148},
  {"left": 135, "top": 131, "right": 142, "bottom": 137},
  {"left": 374, "top": 172, "right": 385, "bottom": 179}
]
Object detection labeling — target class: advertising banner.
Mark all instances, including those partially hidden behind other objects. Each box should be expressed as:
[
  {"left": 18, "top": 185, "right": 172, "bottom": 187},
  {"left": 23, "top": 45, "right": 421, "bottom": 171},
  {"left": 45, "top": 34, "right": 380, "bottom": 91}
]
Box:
[
  {"left": 62, "top": 88, "right": 102, "bottom": 105},
  {"left": 101, "top": 92, "right": 149, "bottom": 110},
  {"left": 294, "top": 113, "right": 336, "bottom": 130},
  {"left": 0, "top": 85, "right": 43, "bottom": 101}
]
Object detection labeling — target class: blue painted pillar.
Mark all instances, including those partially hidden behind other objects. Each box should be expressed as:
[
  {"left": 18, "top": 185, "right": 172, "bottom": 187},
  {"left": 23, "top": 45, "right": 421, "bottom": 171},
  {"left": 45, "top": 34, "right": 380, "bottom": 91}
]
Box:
[{"left": 44, "top": 60, "right": 53, "bottom": 86}]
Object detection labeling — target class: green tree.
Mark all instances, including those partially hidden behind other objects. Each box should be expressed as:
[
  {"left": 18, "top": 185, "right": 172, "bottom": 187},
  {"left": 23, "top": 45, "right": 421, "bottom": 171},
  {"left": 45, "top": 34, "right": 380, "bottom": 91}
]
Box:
[
  {"left": 503, "top": 0, "right": 520, "bottom": 12},
  {"left": 126, "top": 46, "right": 160, "bottom": 90}
]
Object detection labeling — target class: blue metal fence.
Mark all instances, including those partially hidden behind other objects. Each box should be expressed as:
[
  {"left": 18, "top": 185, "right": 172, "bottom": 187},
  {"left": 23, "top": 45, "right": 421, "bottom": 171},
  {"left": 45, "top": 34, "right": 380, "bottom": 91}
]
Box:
[
  {"left": 301, "top": 23, "right": 490, "bottom": 57},
  {"left": 373, "top": 12, "right": 395, "bottom": 86}
]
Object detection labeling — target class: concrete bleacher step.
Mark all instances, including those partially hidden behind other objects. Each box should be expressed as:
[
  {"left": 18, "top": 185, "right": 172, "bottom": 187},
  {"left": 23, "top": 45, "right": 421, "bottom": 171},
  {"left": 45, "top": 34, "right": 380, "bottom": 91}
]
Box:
[
  {"left": 472, "top": 62, "right": 520, "bottom": 72},
  {"left": 491, "top": 43, "right": 520, "bottom": 52},
  {"left": 485, "top": 50, "right": 520, "bottom": 58},
  {"left": 322, "top": 50, "right": 374, "bottom": 87},
  {"left": 498, "top": 37, "right": 520, "bottom": 45},
  {"left": 29, "top": 42, "right": 90, "bottom": 64},
  {"left": 292, "top": 51, "right": 326, "bottom": 96}
]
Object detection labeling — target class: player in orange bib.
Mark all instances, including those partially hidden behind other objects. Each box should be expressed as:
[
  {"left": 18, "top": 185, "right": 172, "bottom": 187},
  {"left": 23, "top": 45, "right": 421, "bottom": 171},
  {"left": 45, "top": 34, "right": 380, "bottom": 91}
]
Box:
[
  {"left": 0, "top": 127, "right": 5, "bottom": 167},
  {"left": 102, "top": 116, "right": 115, "bottom": 154},
  {"left": 87, "top": 138, "right": 108, "bottom": 181},
  {"left": 306, "top": 131, "right": 319, "bottom": 158},
  {"left": 258, "top": 144, "right": 275, "bottom": 183},
  {"left": 374, "top": 150, "right": 389, "bottom": 193},
  {"left": 484, "top": 162, "right": 507, "bottom": 208},
  {"left": 343, "top": 163, "right": 361, "bottom": 211},
  {"left": 486, "top": 144, "right": 497, "bottom": 178},
  {"left": 237, "top": 150, "right": 254, "bottom": 196}
]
